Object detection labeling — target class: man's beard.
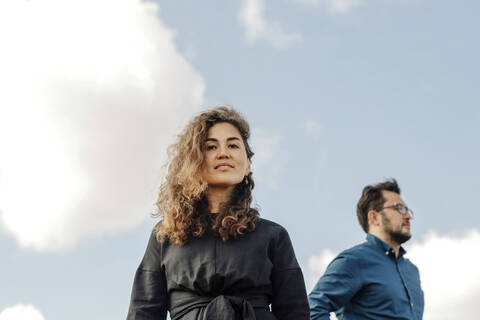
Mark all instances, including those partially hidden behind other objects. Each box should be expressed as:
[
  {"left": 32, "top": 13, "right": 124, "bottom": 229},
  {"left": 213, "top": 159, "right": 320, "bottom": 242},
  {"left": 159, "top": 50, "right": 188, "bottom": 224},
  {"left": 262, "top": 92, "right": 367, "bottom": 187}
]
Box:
[
  {"left": 388, "top": 229, "right": 411, "bottom": 245},
  {"left": 381, "top": 214, "right": 411, "bottom": 245}
]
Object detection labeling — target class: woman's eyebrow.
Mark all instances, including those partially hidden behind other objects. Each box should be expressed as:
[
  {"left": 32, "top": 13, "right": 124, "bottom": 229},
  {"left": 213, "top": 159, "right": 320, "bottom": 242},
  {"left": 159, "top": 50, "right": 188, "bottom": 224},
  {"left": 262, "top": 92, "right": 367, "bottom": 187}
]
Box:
[{"left": 205, "top": 137, "right": 241, "bottom": 142}]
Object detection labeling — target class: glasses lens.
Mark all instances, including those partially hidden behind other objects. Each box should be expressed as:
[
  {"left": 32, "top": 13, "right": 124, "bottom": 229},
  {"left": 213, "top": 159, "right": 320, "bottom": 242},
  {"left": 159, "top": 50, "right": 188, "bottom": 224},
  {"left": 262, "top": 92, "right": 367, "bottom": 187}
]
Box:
[
  {"left": 407, "top": 207, "right": 414, "bottom": 218},
  {"left": 396, "top": 204, "right": 407, "bottom": 215}
]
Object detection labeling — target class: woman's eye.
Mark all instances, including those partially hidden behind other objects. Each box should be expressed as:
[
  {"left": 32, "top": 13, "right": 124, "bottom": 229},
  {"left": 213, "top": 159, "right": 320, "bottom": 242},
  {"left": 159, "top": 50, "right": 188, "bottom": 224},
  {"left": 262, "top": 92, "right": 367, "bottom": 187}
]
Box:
[
  {"left": 229, "top": 144, "right": 239, "bottom": 149},
  {"left": 206, "top": 145, "right": 216, "bottom": 150}
]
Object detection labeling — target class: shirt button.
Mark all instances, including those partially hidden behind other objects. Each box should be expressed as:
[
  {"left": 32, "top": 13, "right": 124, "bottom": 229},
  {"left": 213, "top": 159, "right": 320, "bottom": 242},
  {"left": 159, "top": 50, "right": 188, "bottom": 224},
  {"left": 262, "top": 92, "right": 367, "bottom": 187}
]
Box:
[
  {"left": 411, "top": 302, "right": 414, "bottom": 306},
  {"left": 385, "top": 251, "right": 389, "bottom": 255}
]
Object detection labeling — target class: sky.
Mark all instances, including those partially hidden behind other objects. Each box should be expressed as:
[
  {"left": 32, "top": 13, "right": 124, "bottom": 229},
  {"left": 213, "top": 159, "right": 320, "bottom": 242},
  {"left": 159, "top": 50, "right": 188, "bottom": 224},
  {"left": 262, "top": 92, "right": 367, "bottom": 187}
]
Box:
[{"left": 0, "top": 0, "right": 479, "bottom": 319}]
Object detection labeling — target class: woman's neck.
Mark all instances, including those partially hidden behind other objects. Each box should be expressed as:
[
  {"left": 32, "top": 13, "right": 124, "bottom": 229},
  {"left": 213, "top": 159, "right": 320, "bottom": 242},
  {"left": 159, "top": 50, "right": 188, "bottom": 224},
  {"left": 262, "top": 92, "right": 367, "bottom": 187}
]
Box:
[{"left": 206, "top": 185, "right": 234, "bottom": 213}]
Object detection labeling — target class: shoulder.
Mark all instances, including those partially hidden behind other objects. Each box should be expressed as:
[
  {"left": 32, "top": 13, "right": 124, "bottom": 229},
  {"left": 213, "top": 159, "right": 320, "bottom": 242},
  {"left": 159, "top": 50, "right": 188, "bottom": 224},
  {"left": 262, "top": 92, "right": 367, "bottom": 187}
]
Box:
[
  {"left": 136, "top": 222, "right": 166, "bottom": 270},
  {"left": 150, "top": 221, "right": 163, "bottom": 242},
  {"left": 339, "top": 241, "right": 370, "bottom": 258},
  {"left": 147, "top": 222, "right": 163, "bottom": 244},
  {"left": 257, "top": 219, "right": 300, "bottom": 269},
  {"left": 320, "top": 243, "right": 370, "bottom": 279},
  {"left": 257, "top": 217, "right": 284, "bottom": 229},
  {"left": 254, "top": 218, "right": 295, "bottom": 251},
  {"left": 403, "top": 256, "right": 420, "bottom": 272},
  {"left": 146, "top": 221, "right": 170, "bottom": 251},
  {"left": 256, "top": 218, "right": 290, "bottom": 237},
  {"left": 331, "top": 241, "right": 374, "bottom": 269}
]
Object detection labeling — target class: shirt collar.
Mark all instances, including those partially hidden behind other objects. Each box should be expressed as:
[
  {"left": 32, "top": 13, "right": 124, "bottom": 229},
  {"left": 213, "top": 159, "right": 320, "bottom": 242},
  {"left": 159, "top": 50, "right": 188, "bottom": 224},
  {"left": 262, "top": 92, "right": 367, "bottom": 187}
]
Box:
[{"left": 366, "top": 233, "right": 407, "bottom": 257}]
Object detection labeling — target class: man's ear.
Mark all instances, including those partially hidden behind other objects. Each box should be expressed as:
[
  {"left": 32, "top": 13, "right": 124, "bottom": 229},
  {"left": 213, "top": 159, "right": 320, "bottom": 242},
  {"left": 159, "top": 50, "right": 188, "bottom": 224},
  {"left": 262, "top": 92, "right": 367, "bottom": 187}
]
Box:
[{"left": 368, "top": 210, "right": 380, "bottom": 228}]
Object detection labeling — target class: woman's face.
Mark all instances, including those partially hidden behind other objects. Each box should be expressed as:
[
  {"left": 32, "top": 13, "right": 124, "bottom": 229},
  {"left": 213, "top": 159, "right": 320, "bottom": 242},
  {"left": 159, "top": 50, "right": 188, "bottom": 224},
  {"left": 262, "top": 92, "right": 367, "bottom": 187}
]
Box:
[{"left": 200, "top": 122, "right": 251, "bottom": 188}]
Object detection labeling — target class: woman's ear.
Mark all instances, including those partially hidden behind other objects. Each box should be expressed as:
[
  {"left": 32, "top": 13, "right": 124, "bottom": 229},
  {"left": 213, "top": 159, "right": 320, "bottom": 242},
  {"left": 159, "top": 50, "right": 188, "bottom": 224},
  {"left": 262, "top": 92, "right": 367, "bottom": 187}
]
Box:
[{"left": 245, "top": 158, "right": 251, "bottom": 176}]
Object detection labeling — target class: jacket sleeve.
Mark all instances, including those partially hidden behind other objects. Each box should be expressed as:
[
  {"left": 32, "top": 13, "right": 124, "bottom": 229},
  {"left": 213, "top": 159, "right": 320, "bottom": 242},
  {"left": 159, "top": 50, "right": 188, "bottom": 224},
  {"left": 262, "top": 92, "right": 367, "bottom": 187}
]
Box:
[
  {"left": 127, "top": 229, "right": 168, "bottom": 320},
  {"left": 270, "top": 226, "right": 310, "bottom": 320},
  {"left": 308, "top": 254, "right": 362, "bottom": 320}
]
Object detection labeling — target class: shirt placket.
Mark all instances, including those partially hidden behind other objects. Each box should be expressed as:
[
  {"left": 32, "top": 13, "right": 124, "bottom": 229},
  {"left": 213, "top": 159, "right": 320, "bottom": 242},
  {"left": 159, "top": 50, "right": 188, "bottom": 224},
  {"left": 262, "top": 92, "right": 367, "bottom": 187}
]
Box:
[{"left": 396, "top": 257, "right": 416, "bottom": 320}]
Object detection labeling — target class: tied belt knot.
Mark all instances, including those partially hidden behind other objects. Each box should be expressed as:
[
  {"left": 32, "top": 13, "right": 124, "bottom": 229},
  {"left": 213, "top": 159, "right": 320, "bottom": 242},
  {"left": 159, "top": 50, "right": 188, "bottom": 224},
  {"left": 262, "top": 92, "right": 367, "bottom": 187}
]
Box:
[
  {"left": 202, "top": 295, "right": 256, "bottom": 320},
  {"left": 170, "top": 291, "right": 268, "bottom": 320}
]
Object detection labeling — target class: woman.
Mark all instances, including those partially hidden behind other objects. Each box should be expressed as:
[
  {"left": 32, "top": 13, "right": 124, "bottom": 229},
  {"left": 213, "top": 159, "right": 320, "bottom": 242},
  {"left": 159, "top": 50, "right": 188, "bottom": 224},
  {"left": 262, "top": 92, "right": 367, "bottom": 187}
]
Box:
[{"left": 127, "top": 107, "right": 309, "bottom": 320}]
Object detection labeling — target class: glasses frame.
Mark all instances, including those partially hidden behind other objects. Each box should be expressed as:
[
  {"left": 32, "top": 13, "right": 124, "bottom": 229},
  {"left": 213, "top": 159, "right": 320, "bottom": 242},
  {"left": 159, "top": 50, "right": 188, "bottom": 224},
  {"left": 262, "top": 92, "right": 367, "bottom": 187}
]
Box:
[{"left": 379, "top": 203, "right": 414, "bottom": 219}]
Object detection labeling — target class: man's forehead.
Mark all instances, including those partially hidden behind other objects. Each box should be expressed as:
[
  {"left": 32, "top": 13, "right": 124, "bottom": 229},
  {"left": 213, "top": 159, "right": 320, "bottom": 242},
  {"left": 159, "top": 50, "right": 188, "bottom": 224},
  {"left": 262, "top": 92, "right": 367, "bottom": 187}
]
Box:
[{"left": 381, "top": 190, "right": 404, "bottom": 204}]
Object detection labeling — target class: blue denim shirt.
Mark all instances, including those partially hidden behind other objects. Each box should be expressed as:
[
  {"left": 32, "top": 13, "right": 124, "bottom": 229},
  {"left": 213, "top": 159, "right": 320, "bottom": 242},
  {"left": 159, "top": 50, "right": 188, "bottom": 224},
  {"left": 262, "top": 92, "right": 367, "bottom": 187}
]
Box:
[{"left": 309, "top": 234, "right": 424, "bottom": 320}]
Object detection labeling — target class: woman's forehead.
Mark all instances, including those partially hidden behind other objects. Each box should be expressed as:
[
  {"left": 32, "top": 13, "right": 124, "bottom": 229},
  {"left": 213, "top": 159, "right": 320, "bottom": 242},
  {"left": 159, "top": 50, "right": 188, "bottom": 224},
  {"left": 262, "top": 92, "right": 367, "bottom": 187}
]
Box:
[{"left": 206, "top": 122, "right": 242, "bottom": 139}]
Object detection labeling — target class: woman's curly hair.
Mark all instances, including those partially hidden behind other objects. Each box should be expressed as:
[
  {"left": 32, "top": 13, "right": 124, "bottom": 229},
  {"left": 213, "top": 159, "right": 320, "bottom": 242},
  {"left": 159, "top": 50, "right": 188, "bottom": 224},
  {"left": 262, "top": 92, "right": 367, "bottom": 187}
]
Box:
[{"left": 154, "top": 106, "right": 259, "bottom": 245}]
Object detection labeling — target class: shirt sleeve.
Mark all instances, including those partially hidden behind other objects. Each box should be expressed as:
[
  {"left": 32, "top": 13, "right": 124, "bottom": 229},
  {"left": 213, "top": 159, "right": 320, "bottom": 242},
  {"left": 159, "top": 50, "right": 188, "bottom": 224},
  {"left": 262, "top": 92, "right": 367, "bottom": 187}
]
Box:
[
  {"left": 127, "top": 229, "right": 168, "bottom": 320},
  {"left": 308, "top": 254, "right": 362, "bottom": 320},
  {"left": 270, "top": 226, "right": 310, "bottom": 320}
]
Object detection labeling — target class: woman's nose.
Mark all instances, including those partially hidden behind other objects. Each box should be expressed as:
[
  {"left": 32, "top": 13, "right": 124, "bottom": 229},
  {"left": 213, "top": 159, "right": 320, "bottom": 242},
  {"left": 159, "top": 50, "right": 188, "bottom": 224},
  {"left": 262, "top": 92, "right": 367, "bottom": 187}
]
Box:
[{"left": 216, "top": 145, "right": 230, "bottom": 159}]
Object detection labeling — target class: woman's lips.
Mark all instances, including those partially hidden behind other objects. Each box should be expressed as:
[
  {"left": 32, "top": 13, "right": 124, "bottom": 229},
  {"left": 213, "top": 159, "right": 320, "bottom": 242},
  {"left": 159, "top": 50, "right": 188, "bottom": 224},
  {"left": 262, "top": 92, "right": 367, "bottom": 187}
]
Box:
[{"left": 215, "top": 163, "right": 234, "bottom": 170}]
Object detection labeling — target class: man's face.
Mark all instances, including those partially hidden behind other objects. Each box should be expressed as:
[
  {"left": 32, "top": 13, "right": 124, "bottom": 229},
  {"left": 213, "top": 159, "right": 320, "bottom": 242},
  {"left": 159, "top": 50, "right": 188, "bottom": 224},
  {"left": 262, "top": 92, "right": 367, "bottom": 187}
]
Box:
[{"left": 379, "top": 190, "right": 412, "bottom": 245}]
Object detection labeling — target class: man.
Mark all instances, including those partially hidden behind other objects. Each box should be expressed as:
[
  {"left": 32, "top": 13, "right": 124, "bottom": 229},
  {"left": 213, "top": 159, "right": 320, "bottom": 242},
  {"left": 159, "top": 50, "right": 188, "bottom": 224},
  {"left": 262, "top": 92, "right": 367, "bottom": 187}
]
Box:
[{"left": 309, "top": 179, "right": 424, "bottom": 320}]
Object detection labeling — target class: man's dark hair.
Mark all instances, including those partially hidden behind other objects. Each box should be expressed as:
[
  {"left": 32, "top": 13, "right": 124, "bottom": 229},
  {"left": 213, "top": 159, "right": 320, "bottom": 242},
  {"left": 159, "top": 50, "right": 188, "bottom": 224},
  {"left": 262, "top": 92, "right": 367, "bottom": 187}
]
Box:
[{"left": 356, "top": 179, "right": 401, "bottom": 233}]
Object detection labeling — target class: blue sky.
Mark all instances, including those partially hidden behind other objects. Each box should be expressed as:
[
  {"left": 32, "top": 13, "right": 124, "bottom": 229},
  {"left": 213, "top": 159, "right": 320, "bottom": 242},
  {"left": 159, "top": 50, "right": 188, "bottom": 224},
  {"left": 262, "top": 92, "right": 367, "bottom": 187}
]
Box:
[{"left": 1, "top": 0, "right": 479, "bottom": 319}]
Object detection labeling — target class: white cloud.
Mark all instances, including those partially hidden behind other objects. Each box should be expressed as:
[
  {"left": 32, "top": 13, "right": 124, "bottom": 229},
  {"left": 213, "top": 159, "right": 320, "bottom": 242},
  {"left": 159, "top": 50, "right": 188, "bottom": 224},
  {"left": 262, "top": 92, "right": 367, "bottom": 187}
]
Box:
[
  {"left": 306, "top": 230, "right": 480, "bottom": 319},
  {"left": 0, "top": 304, "right": 45, "bottom": 320},
  {"left": 305, "top": 248, "right": 339, "bottom": 320},
  {"left": 250, "top": 128, "right": 286, "bottom": 189},
  {"left": 295, "top": 0, "right": 366, "bottom": 14},
  {"left": 407, "top": 230, "right": 480, "bottom": 320},
  {"left": 0, "top": 0, "right": 204, "bottom": 251},
  {"left": 239, "top": 0, "right": 302, "bottom": 48},
  {"left": 295, "top": 0, "right": 412, "bottom": 14},
  {"left": 306, "top": 248, "right": 336, "bottom": 291}
]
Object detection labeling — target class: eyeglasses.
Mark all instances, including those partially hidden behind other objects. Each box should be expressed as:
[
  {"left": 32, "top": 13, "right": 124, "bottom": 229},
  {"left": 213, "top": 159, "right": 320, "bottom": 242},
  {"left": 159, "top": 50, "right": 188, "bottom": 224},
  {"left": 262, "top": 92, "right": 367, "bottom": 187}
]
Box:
[{"left": 379, "top": 203, "right": 414, "bottom": 218}]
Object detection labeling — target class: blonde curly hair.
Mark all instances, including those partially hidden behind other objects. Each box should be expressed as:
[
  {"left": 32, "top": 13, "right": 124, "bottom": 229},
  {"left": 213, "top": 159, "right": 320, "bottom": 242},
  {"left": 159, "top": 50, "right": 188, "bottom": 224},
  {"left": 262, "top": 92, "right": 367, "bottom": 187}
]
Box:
[{"left": 154, "top": 107, "right": 258, "bottom": 245}]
